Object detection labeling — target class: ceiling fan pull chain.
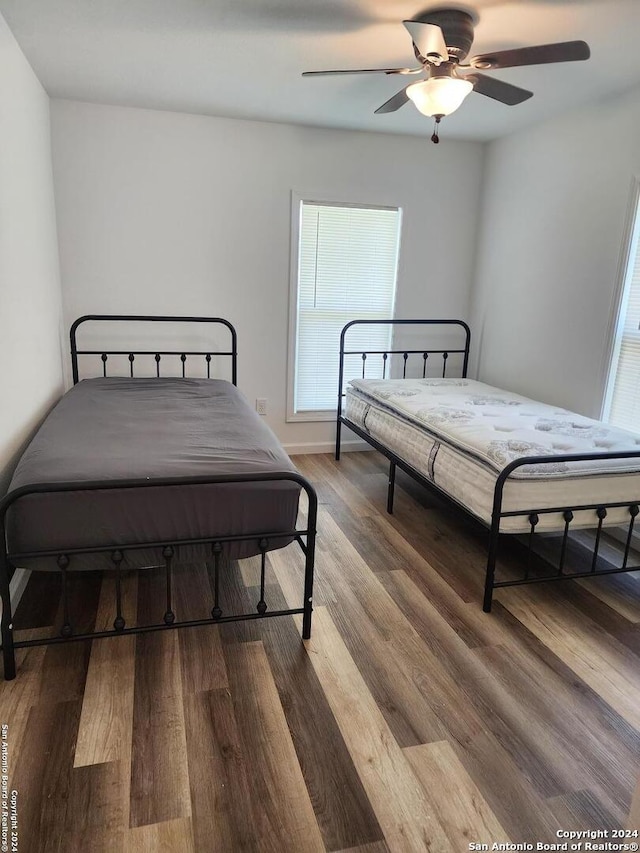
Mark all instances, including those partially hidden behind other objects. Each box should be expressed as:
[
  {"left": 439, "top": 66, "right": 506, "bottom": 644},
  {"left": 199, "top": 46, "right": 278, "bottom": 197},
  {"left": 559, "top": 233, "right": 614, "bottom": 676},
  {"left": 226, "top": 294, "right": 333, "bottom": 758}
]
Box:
[{"left": 431, "top": 115, "right": 441, "bottom": 144}]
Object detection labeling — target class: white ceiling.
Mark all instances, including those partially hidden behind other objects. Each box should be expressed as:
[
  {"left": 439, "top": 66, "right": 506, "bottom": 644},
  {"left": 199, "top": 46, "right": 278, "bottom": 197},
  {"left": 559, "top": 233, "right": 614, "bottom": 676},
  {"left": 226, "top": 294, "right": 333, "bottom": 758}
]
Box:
[{"left": 2, "top": 0, "right": 640, "bottom": 141}]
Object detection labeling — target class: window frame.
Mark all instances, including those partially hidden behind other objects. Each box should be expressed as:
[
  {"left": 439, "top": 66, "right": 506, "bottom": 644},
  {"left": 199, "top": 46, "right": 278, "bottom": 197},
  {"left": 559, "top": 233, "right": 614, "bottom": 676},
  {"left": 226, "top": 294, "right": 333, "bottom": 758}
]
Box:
[
  {"left": 286, "top": 190, "right": 403, "bottom": 423},
  {"left": 601, "top": 176, "right": 640, "bottom": 422}
]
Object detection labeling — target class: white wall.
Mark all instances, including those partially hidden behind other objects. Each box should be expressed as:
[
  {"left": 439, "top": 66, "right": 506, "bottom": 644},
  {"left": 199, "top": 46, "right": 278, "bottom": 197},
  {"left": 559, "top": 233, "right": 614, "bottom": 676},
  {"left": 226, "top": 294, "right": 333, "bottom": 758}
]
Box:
[
  {"left": 50, "top": 100, "right": 485, "bottom": 450},
  {"left": 472, "top": 87, "right": 640, "bottom": 419},
  {"left": 0, "top": 13, "right": 64, "bottom": 492}
]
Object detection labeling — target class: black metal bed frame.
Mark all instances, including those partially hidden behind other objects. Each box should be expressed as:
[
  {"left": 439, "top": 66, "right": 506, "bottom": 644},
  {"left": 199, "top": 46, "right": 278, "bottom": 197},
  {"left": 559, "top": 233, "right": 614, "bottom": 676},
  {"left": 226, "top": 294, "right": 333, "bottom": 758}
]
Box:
[
  {"left": 336, "top": 319, "right": 640, "bottom": 611},
  {"left": 70, "top": 313, "right": 239, "bottom": 384},
  {"left": 0, "top": 316, "right": 317, "bottom": 680}
]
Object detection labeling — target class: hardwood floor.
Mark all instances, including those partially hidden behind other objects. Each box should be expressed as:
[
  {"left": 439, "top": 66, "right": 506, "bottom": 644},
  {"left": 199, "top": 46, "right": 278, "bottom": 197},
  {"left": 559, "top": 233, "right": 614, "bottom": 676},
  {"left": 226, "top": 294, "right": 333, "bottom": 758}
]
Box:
[{"left": 3, "top": 450, "right": 640, "bottom": 851}]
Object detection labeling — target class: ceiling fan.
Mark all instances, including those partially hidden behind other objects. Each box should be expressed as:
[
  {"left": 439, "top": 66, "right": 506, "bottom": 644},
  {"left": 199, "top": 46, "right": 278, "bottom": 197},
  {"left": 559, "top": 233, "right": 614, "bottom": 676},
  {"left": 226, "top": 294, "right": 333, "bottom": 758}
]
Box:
[{"left": 302, "top": 7, "right": 590, "bottom": 142}]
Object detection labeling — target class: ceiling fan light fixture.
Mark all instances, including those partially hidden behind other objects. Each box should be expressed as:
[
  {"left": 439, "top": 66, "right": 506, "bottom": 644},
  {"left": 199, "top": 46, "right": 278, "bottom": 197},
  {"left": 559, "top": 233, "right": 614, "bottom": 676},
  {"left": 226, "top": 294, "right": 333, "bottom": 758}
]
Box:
[{"left": 406, "top": 76, "right": 473, "bottom": 117}]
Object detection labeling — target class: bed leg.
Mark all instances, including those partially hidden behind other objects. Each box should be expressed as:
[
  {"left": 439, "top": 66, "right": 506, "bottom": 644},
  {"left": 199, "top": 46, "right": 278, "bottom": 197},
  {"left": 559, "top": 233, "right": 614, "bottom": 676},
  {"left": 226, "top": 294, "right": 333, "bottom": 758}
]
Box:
[
  {"left": 0, "top": 553, "right": 16, "bottom": 681},
  {"left": 2, "top": 633, "right": 15, "bottom": 682},
  {"left": 163, "top": 546, "right": 176, "bottom": 625},
  {"left": 483, "top": 569, "right": 494, "bottom": 613},
  {"left": 302, "top": 485, "right": 318, "bottom": 640},
  {"left": 387, "top": 461, "right": 396, "bottom": 514},
  {"left": 483, "top": 525, "right": 500, "bottom": 613},
  {"left": 302, "top": 532, "right": 315, "bottom": 639},
  {"left": 211, "top": 542, "right": 222, "bottom": 620},
  {"left": 335, "top": 419, "right": 342, "bottom": 461}
]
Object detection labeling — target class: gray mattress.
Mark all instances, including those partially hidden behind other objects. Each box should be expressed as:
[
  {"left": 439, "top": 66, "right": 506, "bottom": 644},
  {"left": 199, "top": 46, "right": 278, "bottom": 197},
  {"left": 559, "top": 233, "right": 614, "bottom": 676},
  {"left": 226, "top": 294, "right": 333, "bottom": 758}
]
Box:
[{"left": 6, "top": 378, "right": 301, "bottom": 569}]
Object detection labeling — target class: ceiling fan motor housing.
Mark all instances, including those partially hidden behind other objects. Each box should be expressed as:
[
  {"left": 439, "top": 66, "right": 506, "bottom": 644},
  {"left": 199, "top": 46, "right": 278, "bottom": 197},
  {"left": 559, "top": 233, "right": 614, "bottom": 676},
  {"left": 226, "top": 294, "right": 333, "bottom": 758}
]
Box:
[
  {"left": 413, "top": 8, "right": 475, "bottom": 62},
  {"left": 428, "top": 60, "right": 457, "bottom": 80}
]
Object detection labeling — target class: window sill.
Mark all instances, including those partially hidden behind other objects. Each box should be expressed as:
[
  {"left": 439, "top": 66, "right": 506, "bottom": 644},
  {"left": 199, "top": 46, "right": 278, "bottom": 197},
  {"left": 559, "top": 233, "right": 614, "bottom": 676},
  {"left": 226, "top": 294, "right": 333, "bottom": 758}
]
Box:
[{"left": 286, "top": 410, "right": 337, "bottom": 423}]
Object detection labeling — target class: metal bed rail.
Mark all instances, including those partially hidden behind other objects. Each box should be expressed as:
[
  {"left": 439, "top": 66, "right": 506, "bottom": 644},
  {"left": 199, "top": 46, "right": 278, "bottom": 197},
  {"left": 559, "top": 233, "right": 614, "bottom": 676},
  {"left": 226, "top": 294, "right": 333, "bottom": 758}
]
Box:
[
  {"left": 0, "top": 471, "right": 317, "bottom": 680},
  {"left": 342, "top": 414, "right": 640, "bottom": 610}
]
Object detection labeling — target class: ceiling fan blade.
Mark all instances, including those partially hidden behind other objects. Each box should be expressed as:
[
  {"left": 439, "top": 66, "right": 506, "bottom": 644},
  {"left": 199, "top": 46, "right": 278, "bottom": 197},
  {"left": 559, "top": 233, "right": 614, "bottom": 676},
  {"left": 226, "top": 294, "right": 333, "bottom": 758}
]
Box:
[
  {"left": 374, "top": 86, "right": 410, "bottom": 114},
  {"left": 467, "top": 73, "right": 533, "bottom": 105},
  {"left": 302, "top": 67, "right": 421, "bottom": 77},
  {"left": 470, "top": 40, "right": 590, "bottom": 70},
  {"left": 403, "top": 21, "right": 449, "bottom": 63}
]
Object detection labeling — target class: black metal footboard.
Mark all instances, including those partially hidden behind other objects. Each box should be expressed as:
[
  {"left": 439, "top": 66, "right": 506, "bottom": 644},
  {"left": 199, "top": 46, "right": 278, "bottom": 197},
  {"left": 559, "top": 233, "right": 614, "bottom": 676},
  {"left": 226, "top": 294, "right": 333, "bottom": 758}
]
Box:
[
  {"left": 0, "top": 472, "right": 317, "bottom": 680},
  {"left": 338, "top": 420, "right": 640, "bottom": 610},
  {"left": 482, "top": 451, "right": 640, "bottom": 612}
]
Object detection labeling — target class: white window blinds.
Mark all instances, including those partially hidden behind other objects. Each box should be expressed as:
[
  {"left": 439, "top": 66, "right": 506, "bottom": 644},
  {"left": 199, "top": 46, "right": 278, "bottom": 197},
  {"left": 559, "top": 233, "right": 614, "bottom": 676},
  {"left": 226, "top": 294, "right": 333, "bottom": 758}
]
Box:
[
  {"left": 294, "top": 201, "right": 401, "bottom": 413},
  {"left": 606, "top": 197, "right": 640, "bottom": 433}
]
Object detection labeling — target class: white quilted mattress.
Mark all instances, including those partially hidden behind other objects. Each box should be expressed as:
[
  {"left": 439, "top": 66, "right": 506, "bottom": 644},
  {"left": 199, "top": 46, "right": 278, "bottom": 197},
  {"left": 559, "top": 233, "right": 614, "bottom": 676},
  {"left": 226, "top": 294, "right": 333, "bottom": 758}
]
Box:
[{"left": 345, "top": 378, "right": 640, "bottom": 533}]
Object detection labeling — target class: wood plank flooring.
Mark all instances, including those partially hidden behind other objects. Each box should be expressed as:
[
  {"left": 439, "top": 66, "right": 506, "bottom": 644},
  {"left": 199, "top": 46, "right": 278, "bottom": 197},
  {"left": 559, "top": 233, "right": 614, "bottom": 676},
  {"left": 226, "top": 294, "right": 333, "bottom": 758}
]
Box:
[{"left": 3, "top": 450, "right": 640, "bottom": 851}]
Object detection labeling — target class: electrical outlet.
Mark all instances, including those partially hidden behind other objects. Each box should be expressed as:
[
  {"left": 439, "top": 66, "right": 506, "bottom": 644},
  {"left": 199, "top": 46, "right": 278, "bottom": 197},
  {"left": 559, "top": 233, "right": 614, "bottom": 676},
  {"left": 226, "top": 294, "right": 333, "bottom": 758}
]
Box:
[{"left": 256, "top": 398, "right": 267, "bottom": 416}]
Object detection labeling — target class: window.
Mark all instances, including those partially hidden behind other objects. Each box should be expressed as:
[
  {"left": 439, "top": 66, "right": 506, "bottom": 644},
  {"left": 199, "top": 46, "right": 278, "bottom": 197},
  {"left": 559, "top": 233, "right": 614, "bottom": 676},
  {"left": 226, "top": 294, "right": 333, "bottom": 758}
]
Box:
[
  {"left": 288, "top": 198, "right": 401, "bottom": 420},
  {"left": 604, "top": 184, "right": 640, "bottom": 432}
]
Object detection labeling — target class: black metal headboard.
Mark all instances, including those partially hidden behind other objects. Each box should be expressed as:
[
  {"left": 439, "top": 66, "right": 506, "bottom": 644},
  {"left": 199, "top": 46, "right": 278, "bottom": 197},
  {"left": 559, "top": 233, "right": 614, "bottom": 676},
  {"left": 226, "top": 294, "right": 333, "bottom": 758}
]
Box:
[
  {"left": 337, "top": 318, "right": 471, "bottom": 419},
  {"left": 70, "top": 315, "right": 238, "bottom": 385}
]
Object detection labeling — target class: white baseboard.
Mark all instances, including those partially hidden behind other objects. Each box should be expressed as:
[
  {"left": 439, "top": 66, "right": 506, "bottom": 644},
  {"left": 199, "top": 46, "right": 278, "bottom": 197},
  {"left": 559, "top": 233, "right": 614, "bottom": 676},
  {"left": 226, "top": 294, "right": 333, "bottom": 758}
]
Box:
[
  {"left": 284, "top": 439, "right": 372, "bottom": 456},
  {"left": 9, "top": 568, "right": 30, "bottom": 616}
]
